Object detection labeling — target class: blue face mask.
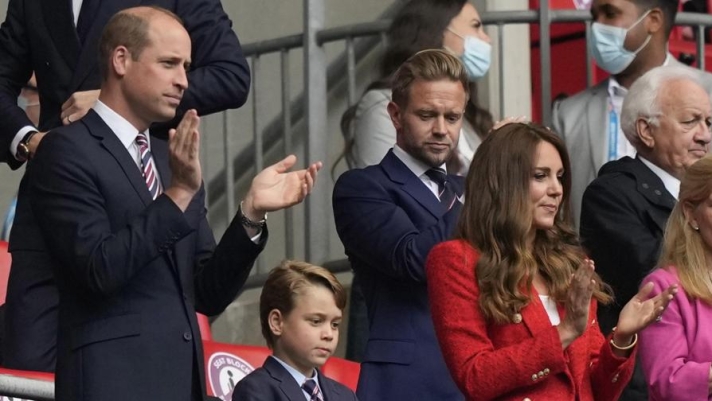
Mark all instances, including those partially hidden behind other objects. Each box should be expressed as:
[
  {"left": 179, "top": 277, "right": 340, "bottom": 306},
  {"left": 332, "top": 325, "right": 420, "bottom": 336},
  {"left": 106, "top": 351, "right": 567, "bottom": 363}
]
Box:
[
  {"left": 447, "top": 28, "right": 492, "bottom": 80},
  {"left": 590, "top": 10, "right": 652, "bottom": 74}
]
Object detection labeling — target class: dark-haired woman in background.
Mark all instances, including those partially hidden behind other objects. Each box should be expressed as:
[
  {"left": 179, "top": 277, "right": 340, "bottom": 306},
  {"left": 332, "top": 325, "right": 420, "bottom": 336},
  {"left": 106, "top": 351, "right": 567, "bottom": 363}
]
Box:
[{"left": 426, "top": 123, "right": 676, "bottom": 401}]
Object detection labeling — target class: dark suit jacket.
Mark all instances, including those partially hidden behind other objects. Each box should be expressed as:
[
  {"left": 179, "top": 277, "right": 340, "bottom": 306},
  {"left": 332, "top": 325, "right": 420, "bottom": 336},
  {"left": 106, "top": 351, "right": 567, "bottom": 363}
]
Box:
[
  {"left": 0, "top": 0, "right": 250, "bottom": 169},
  {"left": 580, "top": 156, "right": 675, "bottom": 401},
  {"left": 2, "top": 0, "right": 249, "bottom": 371},
  {"left": 332, "top": 150, "right": 464, "bottom": 401},
  {"left": 17, "top": 109, "right": 264, "bottom": 401},
  {"left": 232, "top": 356, "right": 358, "bottom": 401}
]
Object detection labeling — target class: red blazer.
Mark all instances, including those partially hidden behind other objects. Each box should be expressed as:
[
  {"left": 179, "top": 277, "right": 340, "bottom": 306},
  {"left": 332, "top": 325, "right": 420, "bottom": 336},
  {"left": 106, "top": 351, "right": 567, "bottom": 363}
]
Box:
[{"left": 426, "top": 240, "right": 636, "bottom": 401}]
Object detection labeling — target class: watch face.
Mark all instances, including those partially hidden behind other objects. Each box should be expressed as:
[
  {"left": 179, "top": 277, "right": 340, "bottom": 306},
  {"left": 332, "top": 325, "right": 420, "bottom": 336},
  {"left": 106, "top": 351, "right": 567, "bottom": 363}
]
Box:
[{"left": 16, "top": 143, "right": 29, "bottom": 161}]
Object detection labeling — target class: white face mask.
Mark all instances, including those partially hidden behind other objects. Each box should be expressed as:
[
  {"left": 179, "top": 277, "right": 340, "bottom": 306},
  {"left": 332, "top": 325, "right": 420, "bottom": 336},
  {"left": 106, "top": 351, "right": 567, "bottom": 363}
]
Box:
[
  {"left": 446, "top": 28, "right": 492, "bottom": 80},
  {"left": 590, "top": 10, "right": 652, "bottom": 74}
]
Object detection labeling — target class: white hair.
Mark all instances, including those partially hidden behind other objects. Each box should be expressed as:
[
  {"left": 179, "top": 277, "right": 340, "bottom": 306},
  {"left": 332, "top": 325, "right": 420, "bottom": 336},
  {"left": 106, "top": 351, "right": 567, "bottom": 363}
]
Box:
[{"left": 621, "top": 65, "right": 706, "bottom": 150}]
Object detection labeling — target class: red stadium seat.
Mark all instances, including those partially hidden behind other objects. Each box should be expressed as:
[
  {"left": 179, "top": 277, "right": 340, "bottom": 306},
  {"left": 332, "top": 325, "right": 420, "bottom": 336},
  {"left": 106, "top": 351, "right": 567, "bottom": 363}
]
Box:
[
  {"left": 0, "top": 241, "right": 11, "bottom": 304},
  {"left": 322, "top": 356, "right": 360, "bottom": 391},
  {"left": 197, "top": 313, "right": 212, "bottom": 341}
]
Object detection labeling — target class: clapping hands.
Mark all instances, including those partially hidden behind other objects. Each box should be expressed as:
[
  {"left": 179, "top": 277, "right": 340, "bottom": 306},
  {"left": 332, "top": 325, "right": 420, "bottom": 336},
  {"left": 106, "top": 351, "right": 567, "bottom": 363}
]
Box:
[
  {"left": 614, "top": 281, "right": 678, "bottom": 341},
  {"left": 241, "top": 155, "right": 322, "bottom": 222},
  {"left": 557, "top": 259, "right": 597, "bottom": 348}
]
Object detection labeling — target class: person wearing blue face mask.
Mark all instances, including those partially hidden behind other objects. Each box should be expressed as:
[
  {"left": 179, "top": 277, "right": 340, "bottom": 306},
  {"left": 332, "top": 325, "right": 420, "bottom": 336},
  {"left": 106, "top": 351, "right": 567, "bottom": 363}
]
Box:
[
  {"left": 590, "top": 9, "right": 653, "bottom": 74},
  {"left": 553, "top": 0, "right": 712, "bottom": 232},
  {"left": 553, "top": 1, "right": 712, "bottom": 401},
  {"left": 445, "top": 24, "right": 492, "bottom": 81}
]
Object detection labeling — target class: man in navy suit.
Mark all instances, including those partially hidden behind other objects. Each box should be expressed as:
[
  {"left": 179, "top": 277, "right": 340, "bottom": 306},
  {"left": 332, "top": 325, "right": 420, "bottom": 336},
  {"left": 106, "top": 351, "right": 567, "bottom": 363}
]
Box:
[
  {"left": 333, "top": 49, "right": 467, "bottom": 401},
  {"left": 22, "top": 8, "right": 319, "bottom": 400},
  {"left": 1, "top": 0, "right": 249, "bottom": 371}
]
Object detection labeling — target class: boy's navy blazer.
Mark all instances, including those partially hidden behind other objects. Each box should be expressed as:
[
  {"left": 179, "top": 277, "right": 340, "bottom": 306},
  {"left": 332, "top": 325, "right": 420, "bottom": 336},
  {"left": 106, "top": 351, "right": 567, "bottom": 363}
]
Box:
[{"left": 232, "top": 356, "right": 358, "bottom": 401}]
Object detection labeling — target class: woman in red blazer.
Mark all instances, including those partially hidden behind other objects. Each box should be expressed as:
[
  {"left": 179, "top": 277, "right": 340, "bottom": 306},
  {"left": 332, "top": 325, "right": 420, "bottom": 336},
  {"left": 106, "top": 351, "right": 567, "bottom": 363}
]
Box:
[{"left": 426, "top": 123, "right": 677, "bottom": 401}]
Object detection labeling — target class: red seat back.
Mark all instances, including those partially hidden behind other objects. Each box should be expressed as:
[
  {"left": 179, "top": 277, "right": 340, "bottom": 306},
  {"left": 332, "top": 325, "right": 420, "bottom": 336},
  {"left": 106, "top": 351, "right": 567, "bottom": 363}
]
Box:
[
  {"left": 0, "top": 241, "right": 11, "bottom": 304},
  {"left": 321, "top": 356, "right": 360, "bottom": 391},
  {"left": 197, "top": 313, "right": 212, "bottom": 341}
]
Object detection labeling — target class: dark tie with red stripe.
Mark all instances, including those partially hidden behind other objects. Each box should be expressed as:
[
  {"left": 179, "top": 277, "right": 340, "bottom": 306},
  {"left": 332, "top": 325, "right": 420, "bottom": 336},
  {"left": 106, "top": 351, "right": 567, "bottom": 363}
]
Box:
[
  {"left": 425, "top": 168, "right": 458, "bottom": 211},
  {"left": 302, "top": 379, "right": 324, "bottom": 401},
  {"left": 136, "top": 132, "right": 161, "bottom": 200}
]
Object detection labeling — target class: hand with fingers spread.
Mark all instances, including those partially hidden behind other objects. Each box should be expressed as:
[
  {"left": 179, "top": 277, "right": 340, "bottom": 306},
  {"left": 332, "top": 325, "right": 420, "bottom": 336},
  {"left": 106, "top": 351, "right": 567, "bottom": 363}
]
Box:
[
  {"left": 241, "top": 155, "right": 322, "bottom": 222},
  {"left": 164, "top": 109, "right": 201, "bottom": 211},
  {"left": 61, "top": 89, "right": 101, "bottom": 125},
  {"left": 557, "top": 259, "right": 596, "bottom": 348},
  {"left": 614, "top": 281, "right": 678, "bottom": 345}
]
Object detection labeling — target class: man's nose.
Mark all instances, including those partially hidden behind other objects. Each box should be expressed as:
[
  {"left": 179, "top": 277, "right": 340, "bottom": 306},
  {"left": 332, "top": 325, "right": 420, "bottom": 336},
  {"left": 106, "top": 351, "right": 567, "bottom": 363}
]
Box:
[{"left": 433, "top": 116, "right": 446, "bottom": 135}]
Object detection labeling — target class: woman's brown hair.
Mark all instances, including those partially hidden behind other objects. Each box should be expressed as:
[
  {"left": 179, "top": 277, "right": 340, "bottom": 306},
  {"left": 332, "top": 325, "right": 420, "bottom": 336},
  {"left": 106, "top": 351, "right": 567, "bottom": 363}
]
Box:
[{"left": 456, "top": 123, "right": 611, "bottom": 323}]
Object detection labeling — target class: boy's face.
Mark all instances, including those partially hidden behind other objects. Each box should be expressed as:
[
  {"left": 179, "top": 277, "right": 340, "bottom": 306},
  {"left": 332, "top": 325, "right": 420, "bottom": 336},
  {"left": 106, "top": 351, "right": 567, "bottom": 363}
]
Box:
[{"left": 270, "top": 284, "right": 342, "bottom": 377}]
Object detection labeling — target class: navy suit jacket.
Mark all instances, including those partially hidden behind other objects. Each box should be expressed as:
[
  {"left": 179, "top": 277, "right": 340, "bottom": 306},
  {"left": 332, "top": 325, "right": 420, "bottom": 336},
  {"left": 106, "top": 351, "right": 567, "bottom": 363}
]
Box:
[
  {"left": 580, "top": 156, "right": 675, "bottom": 334},
  {"left": 13, "top": 109, "right": 264, "bottom": 400},
  {"left": 232, "top": 356, "right": 358, "bottom": 401},
  {"left": 0, "top": 0, "right": 249, "bottom": 169},
  {"left": 3, "top": 0, "right": 248, "bottom": 371},
  {"left": 332, "top": 150, "right": 464, "bottom": 401}
]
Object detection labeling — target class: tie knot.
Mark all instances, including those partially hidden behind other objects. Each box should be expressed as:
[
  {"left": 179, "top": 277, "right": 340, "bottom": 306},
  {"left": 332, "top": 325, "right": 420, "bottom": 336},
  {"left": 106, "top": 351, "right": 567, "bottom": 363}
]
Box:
[
  {"left": 136, "top": 132, "right": 149, "bottom": 147},
  {"left": 302, "top": 379, "right": 321, "bottom": 400},
  {"left": 425, "top": 168, "right": 448, "bottom": 187},
  {"left": 302, "top": 379, "right": 317, "bottom": 393}
]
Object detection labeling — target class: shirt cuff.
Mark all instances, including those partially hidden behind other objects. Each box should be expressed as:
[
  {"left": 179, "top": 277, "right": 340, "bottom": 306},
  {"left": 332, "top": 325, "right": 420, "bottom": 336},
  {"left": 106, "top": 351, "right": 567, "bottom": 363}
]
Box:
[
  {"left": 250, "top": 229, "right": 262, "bottom": 244},
  {"left": 11, "top": 126, "right": 39, "bottom": 160}
]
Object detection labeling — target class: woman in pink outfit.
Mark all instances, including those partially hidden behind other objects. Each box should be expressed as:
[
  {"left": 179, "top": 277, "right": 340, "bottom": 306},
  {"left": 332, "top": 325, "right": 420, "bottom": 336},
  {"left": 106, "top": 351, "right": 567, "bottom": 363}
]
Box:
[
  {"left": 426, "top": 123, "right": 677, "bottom": 401},
  {"left": 640, "top": 155, "right": 712, "bottom": 400}
]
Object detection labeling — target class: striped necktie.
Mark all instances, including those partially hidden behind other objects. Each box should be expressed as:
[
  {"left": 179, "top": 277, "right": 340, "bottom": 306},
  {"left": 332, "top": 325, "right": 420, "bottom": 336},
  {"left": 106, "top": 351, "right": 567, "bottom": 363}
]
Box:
[
  {"left": 301, "top": 379, "right": 323, "bottom": 401},
  {"left": 425, "top": 168, "right": 458, "bottom": 211},
  {"left": 135, "top": 132, "right": 161, "bottom": 200}
]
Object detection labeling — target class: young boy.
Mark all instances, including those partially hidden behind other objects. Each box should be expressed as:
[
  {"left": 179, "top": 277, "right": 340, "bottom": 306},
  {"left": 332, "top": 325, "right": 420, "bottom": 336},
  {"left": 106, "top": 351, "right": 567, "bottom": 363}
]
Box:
[{"left": 232, "top": 260, "right": 358, "bottom": 401}]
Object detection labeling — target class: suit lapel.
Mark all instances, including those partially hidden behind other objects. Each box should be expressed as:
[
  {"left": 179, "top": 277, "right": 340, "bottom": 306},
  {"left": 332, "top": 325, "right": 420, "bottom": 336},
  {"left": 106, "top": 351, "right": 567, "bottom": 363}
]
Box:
[
  {"left": 82, "top": 110, "right": 153, "bottom": 206},
  {"left": 318, "top": 373, "right": 340, "bottom": 401},
  {"left": 70, "top": 0, "right": 144, "bottom": 92},
  {"left": 586, "top": 80, "right": 609, "bottom": 176},
  {"left": 264, "top": 357, "right": 308, "bottom": 401},
  {"left": 520, "top": 288, "right": 554, "bottom": 337},
  {"left": 631, "top": 157, "right": 676, "bottom": 231},
  {"left": 41, "top": 0, "right": 80, "bottom": 70},
  {"left": 380, "top": 150, "right": 443, "bottom": 219}
]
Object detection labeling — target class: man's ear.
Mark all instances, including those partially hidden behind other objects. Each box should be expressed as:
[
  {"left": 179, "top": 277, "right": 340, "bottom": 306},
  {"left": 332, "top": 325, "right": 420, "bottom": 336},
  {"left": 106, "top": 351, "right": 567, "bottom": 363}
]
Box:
[
  {"left": 268, "top": 309, "right": 284, "bottom": 337},
  {"left": 636, "top": 118, "right": 655, "bottom": 149},
  {"left": 387, "top": 101, "right": 403, "bottom": 132},
  {"left": 112, "top": 46, "right": 131, "bottom": 77},
  {"left": 645, "top": 8, "right": 664, "bottom": 35}
]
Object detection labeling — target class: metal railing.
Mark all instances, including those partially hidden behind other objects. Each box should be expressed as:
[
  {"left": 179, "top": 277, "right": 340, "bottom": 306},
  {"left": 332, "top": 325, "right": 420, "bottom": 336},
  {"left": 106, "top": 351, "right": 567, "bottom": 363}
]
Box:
[
  {"left": 6, "top": 4, "right": 712, "bottom": 399},
  {"left": 206, "top": 5, "right": 712, "bottom": 273}
]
